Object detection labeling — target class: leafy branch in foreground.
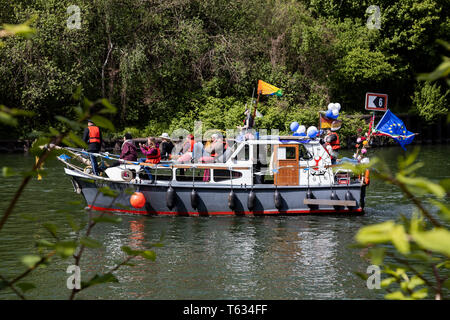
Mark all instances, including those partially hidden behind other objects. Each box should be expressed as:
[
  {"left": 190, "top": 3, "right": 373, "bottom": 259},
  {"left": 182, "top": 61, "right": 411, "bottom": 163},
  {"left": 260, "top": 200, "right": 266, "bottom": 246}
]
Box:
[
  {"left": 1, "top": 88, "right": 161, "bottom": 299},
  {"left": 345, "top": 149, "right": 450, "bottom": 300}
]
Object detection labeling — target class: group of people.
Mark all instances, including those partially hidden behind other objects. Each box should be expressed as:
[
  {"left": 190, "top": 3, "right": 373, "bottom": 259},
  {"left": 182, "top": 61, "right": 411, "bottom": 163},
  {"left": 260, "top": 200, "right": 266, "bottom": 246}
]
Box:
[
  {"left": 83, "top": 119, "right": 230, "bottom": 176},
  {"left": 83, "top": 119, "right": 175, "bottom": 176}
]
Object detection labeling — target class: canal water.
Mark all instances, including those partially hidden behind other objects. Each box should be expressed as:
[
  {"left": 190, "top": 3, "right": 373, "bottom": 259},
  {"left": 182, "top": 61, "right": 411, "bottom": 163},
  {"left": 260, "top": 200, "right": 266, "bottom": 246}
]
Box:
[{"left": 0, "top": 145, "right": 449, "bottom": 300}]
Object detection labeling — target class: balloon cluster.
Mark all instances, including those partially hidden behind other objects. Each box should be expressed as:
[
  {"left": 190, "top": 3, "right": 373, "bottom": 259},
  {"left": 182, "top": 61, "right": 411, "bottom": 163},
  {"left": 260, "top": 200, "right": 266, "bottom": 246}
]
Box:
[
  {"left": 325, "top": 103, "right": 341, "bottom": 119},
  {"left": 290, "top": 122, "right": 318, "bottom": 138}
]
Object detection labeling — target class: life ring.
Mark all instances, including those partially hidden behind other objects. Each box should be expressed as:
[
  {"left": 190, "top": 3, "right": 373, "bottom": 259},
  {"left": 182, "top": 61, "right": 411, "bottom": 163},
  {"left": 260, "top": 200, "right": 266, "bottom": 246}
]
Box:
[
  {"left": 121, "top": 169, "right": 133, "bottom": 182},
  {"left": 364, "top": 169, "right": 370, "bottom": 185}
]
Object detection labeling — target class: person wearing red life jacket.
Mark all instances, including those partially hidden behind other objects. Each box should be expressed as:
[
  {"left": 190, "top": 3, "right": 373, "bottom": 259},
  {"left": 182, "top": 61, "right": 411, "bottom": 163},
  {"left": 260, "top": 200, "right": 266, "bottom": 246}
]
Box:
[
  {"left": 82, "top": 119, "right": 102, "bottom": 175},
  {"left": 137, "top": 137, "right": 160, "bottom": 181},
  {"left": 139, "top": 137, "right": 161, "bottom": 164},
  {"left": 324, "top": 127, "right": 340, "bottom": 165}
]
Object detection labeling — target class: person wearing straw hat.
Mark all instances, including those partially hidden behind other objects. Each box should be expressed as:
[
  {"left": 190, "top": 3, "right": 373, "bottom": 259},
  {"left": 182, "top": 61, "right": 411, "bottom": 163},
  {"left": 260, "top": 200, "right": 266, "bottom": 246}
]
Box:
[{"left": 159, "top": 132, "right": 174, "bottom": 160}]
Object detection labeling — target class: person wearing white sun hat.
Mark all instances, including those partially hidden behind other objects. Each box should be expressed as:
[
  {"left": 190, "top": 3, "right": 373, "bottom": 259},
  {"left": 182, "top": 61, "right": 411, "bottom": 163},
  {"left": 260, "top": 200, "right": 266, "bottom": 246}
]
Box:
[{"left": 159, "top": 132, "right": 174, "bottom": 160}]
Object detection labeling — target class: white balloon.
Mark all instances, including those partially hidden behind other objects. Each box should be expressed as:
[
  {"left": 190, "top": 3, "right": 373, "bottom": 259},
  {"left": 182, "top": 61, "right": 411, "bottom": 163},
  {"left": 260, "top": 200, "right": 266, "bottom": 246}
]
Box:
[
  {"left": 335, "top": 103, "right": 341, "bottom": 111},
  {"left": 330, "top": 103, "right": 339, "bottom": 111},
  {"left": 327, "top": 103, "right": 334, "bottom": 111},
  {"left": 332, "top": 109, "right": 339, "bottom": 116},
  {"left": 307, "top": 126, "right": 318, "bottom": 136},
  {"left": 296, "top": 125, "right": 306, "bottom": 133}
]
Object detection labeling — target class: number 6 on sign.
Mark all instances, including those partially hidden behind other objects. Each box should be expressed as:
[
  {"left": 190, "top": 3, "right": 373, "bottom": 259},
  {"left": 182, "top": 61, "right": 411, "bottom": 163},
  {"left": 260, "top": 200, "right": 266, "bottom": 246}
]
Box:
[
  {"left": 365, "top": 92, "right": 388, "bottom": 111},
  {"left": 67, "top": 5, "right": 81, "bottom": 30}
]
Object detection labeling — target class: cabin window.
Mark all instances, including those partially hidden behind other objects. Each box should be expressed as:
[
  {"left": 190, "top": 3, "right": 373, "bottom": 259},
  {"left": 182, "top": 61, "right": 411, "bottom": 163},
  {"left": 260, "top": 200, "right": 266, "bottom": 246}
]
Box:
[
  {"left": 299, "top": 144, "right": 312, "bottom": 160},
  {"left": 175, "top": 168, "right": 211, "bottom": 182},
  {"left": 277, "top": 146, "right": 296, "bottom": 160},
  {"left": 213, "top": 170, "right": 243, "bottom": 182}
]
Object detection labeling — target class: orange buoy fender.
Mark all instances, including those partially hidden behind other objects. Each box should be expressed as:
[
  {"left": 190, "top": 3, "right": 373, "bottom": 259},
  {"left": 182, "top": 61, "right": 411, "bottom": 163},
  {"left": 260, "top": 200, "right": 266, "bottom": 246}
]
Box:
[
  {"left": 364, "top": 169, "right": 370, "bottom": 185},
  {"left": 130, "top": 192, "right": 146, "bottom": 208}
]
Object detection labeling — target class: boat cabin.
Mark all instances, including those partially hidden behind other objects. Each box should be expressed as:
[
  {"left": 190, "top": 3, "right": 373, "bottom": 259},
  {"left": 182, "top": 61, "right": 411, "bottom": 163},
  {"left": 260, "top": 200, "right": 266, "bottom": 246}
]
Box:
[{"left": 102, "top": 136, "right": 346, "bottom": 187}]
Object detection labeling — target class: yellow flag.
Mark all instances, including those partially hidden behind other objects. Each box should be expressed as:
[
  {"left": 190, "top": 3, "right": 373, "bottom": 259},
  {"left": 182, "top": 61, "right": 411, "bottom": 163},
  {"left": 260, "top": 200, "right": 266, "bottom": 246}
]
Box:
[{"left": 257, "top": 80, "right": 283, "bottom": 96}]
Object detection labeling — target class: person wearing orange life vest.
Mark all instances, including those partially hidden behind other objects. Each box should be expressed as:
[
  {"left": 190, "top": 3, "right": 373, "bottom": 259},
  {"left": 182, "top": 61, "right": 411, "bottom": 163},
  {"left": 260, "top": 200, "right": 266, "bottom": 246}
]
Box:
[
  {"left": 324, "top": 126, "right": 340, "bottom": 165},
  {"left": 82, "top": 119, "right": 102, "bottom": 175}
]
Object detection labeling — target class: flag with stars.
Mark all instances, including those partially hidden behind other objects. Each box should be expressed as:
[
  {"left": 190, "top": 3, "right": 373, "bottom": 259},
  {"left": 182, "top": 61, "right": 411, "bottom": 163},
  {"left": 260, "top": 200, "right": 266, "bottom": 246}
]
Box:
[{"left": 374, "top": 110, "right": 415, "bottom": 150}]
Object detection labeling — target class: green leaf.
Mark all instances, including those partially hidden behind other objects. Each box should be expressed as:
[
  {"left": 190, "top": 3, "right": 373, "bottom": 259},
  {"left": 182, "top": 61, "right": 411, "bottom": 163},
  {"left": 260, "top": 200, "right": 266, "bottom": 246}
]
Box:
[
  {"left": 36, "top": 239, "right": 55, "bottom": 248},
  {"left": 429, "top": 199, "right": 450, "bottom": 221},
  {"left": 121, "top": 246, "right": 139, "bottom": 256},
  {"left": 81, "top": 273, "right": 118, "bottom": 289},
  {"left": 92, "top": 216, "right": 122, "bottom": 224},
  {"left": 439, "top": 178, "right": 450, "bottom": 193},
  {"left": 369, "top": 247, "right": 386, "bottom": 265},
  {"left": 55, "top": 115, "right": 81, "bottom": 131},
  {"left": 80, "top": 236, "right": 102, "bottom": 249},
  {"left": 2, "top": 166, "right": 17, "bottom": 177},
  {"left": 391, "top": 225, "right": 410, "bottom": 255},
  {"left": 55, "top": 241, "right": 77, "bottom": 259},
  {"left": 411, "top": 287, "right": 428, "bottom": 299},
  {"left": 65, "top": 214, "right": 82, "bottom": 232},
  {"left": 2, "top": 16, "right": 37, "bottom": 38},
  {"left": 43, "top": 223, "right": 58, "bottom": 238},
  {"left": 139, "top": 250, "right": 156, "bottom": 261},
  {"left": 385, "top": 290, "right": 411, "bottom": 300},
  {"left": 381, "top": 277, "right": 397, "bottom": 288},
  {"left": 0, "top": 110, "right": 18, "bottom": 126},
  {"left": 98, "top": 99, "right": 117, "bottom": 114},
  {"left": 417, "top": 60, "right": 450, "bottom": 82},
  {"left": 355, "top": 221, "right": 395, "bottom": 244},
  {"left": 89, "top": 115, "right": 115, "bottom": 131},
  {"left": 354, "top": 271, "right": 368, "bottom": 281},
  {"left": 396, "top": 174, "right": 446, "bottom": 198},
  {"left": 68, "top": 131, "right": 87, "bottom": 149},
  {"left": 413, "top": 228, "right": 450, "bottom": 256},
  {"left": 15, "top": 282, "right": 36, "bottom": 293},
  {"left": 436, "top": 260, "right": 450, "bottom": 269},
  {"left": 443, "top": 278, "right": 450, "bottom": 289},
  {"left": 21, "top": 255, "right": 41, "bottom": 268},
  {"left": 407, "top": 276, "right": 425, "bottom": 291}
]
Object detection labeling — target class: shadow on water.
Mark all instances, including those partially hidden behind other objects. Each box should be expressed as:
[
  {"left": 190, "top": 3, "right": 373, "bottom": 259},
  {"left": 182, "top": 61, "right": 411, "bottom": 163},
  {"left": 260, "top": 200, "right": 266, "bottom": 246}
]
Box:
[{"left": 0, "top": 145, "right": 449, "bottom": 299}]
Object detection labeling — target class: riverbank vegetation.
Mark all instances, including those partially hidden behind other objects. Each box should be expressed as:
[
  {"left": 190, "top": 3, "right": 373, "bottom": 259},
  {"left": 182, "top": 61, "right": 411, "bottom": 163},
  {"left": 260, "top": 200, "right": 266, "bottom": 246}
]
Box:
[{"left": 1, "top": 0, "right": 449, "bottom": 142}]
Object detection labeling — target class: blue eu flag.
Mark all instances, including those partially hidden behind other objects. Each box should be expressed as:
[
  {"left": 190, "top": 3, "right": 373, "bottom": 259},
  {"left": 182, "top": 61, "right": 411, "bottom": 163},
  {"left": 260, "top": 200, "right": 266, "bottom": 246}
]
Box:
[{"left": 374, "top": 110, "right": 415, "bottom": 150}]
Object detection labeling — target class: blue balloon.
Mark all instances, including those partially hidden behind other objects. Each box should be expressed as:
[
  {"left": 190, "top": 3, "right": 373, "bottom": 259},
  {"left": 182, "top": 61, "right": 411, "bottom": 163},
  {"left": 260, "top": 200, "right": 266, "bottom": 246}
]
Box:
[
  {"left": 299, "top": 132, "right": 307, "bottom": 136},
  {"left": 290, "top": 121, "right": 299, "bottom": 132},
  {"left": 293, "top": 132, "right": 301, "bottom": 136},
  {"left": 329, "top": 113, "right": 338, "bottom": 119},
  {"left": 308, "top": 129, "right": 318, "bottom": 138},
  {"left": 325, "top": 110, "right": 333, "bottom": 118}
]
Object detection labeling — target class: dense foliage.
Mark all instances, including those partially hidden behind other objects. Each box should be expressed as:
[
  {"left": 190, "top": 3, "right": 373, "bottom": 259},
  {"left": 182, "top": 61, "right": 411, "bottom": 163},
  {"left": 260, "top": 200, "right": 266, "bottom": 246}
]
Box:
[{"left": 0, "top": 0, "right": 449, "bottom": 140}]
